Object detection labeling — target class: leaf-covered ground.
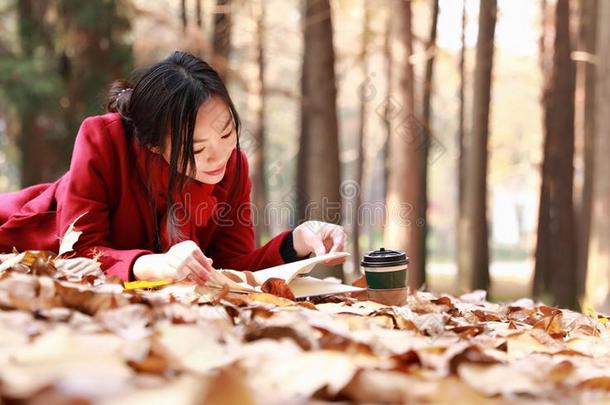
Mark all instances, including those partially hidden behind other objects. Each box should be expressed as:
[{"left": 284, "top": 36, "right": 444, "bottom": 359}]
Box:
[{"left": 1, "top": 251, "right": 610, "bottom": 404}]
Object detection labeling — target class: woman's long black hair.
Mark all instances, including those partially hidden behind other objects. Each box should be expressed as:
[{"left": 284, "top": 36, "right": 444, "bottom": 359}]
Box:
[{"left": 106, "top": 51, "right": 241, "bottom": 251}]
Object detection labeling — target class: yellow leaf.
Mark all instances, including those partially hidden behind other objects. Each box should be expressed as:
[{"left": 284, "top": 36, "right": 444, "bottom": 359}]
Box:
[{"left": 124, "top": 279, "right": 172, "bottom": 290}]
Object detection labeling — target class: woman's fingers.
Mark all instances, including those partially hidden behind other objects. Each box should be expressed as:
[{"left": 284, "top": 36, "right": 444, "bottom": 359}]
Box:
[
  {"left": 185, "top": 260, "right": 209, "bottom": 283},
  {"left": 318, "top": 226, "right": 346, "bottom": 264},
  {"left": 328, "top": 227, "right": 346, "bottom": 253},
  {"left": 310, "top": 236, "right": 328, "bottom": 257},
  {"left": 192, "top": 248, "right": 214, "bottom": 272}
]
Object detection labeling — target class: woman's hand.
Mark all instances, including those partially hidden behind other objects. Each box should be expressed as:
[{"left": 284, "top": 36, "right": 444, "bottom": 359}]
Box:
[
  {"left": 133, "top": 240, "right": 214, "bottom": 284},
  {"left": 292, "top": 221, "right": 347, "bottom": 265}
]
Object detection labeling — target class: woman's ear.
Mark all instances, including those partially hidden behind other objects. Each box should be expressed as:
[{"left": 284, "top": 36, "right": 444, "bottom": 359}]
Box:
[{"left": 149, "top": 145, "right": 161, "bottom": 154}]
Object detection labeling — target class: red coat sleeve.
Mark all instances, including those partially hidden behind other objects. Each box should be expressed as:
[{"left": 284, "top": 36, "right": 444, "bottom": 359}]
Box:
[
  {"left": 205, "top": 151, "right": 290, "bottom": 271},
  {"left": 57, "top": 117, "right": 151, "bottom": 281}
]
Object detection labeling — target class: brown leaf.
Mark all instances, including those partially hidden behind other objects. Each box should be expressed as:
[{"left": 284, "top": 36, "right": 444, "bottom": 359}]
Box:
[
  {"left": 547, "top": 360, "right": 574, "bottom": 383},
  {"left": 449, "top": 345, "right": 500, "bottom": 374},
  {"left": 431, "top": 295, "right": 455, "bottom": 310},
  {"left": 317, "top": 331, "right": 373, "bottom": 354},
  {"left": 30, "top": 257, "right": 56, "bottom": 277},
  {"left": 297, "top": 300, "right": 317, "bottom": 310},
  {"left": 391, "top": 349, "right": 422, "bottom": 372},
  {"left": 20, "top": 251, "right": 57, "bottom": 267},
  {"left": 221, "top": 271, "right": 244, "bottom": 284},
  {"left": 211, "top": 284, "right": 230, "bottom": 305},
  {"left": 577, "top": 376, "right": 610, "bottom": 390},
  {"left": 539, "top": 305, "right": 562, "bottom": 317},
  {"left": 244, "top": 323, "right": 315, "bottom": 351},
  {"left": 54, "top": 281, "right": 127, "bottom": 315},
  {"left": 200, "top": 368, "right": 254, "bottom": 405},
  {"left": 350, "top": 275, "right": 368, "bottom": 300},
  {"left": 472, "top": 309, "right": 502, "bottom": 322},
  {"left": 260, "top": 278, "right": 295, "bottom": 300},
  {"left": 534, "top": 312, "right": 565, "bottom": 338},
  {"left": 507, "top": 306, "right": 537, "bottom": 323},
  {"left": 127, "top": 353, "right": 169, "bottom": 375},
  {"left": 450, "top": 324, "right": 486, "bottom": 339},
  {"left": 246, "top": 292, "right": 295, "bottom": 307},
  {"left": 242, "top": 271, "right": 257, "bottom": 287},
  {"left": 341, "top": 369, "right": 432, "bottom": 404},
  {"left": 352, "top": 274, "right": 367, "bottom": 288}
]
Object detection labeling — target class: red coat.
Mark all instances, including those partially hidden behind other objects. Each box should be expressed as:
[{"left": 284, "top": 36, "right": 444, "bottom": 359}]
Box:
[{"left": 0, "top": 113, "right": 290, "bottom": 281}]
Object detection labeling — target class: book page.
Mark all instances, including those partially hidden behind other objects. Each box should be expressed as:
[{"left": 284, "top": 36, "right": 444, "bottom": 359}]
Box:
[
  {"left": 252, "top": 252, "right": 350, "bottom": 285},
  {"left": 207, "top": 269, "right": 258, "bottom": 293},
  {"left": 289, "top": 276, "right": 366, "bottom": 299}
]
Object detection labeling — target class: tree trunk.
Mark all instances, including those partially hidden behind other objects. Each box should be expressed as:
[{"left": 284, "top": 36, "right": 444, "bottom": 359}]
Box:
[
  {"left": 181, "top": 0, "right": 188, "bottom": 33},
  {"left": 213, "top": 0, "right": 232, "bottom": 81},
  {"left": 456, "top": 0, "right": 467, "bottom": 267},
  {"left": 297, "top": 0, "right": 342, "bottom": 278},
  {"left": 59, "top": 0, "right": 133, "bottom": 161},
  {"left": 383, "top": 0, "right": 425, "bottom": 288},
  {"left": 419, "top": 0, "right": 439, "bottom": 289},
  {"left": 533, "top": 0, "right": 554, "bottom": 301},
  {"left": 12, "top": 1, "right": 131, "bottom": 187},
  {"left": 249, "top": 0, "right": 269, "bottom": 246},
  {"left": 381, "top": 7, "right": 392, "bottom": 218},
  {"left": 576, "top": 0, "right": 598, "bottom": 304},
  {"left": 353, "top": 3, "right": 371, "bottom": 276},
  {"left": 585, "top": 0, "right": 610, "bottom": 312},
  {"left": 458, "top": 0, "right": 497, "bottom": 294},
  {"left": 373, "top": 6, "right": 392, "bottom": 253},
  {"left": 195, "top": 0, "right": 203, "bottom": 28},
  {"left": 15, "top": 0, "right": 62, "bottom": 187},
  {"left": 534, "top": 0, "right": 578, "bottom": 309}
]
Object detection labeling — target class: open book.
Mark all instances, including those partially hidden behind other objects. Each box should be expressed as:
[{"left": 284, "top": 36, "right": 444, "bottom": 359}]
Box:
[{"left": 207, "top": 252, "right": 365, "bottom": 299}]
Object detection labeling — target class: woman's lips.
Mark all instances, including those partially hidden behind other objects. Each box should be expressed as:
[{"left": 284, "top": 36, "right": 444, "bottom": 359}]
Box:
[{"left": 204, "top": 165, "right": 225, "bottom": 176}]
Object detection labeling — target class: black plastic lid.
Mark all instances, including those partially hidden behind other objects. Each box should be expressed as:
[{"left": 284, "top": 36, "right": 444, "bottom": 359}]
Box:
[{"left": 361, "top": 247, "right": 409, "bottom": 268}]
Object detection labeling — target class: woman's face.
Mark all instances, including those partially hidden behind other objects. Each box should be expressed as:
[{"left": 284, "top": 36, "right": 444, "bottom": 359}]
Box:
[{"left": 162, "top": 96, "right": 237, "bottom": 184}]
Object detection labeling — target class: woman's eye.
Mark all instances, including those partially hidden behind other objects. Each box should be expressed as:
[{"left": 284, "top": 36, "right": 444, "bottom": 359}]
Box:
[
  {"left": 221, "top": 132, "right": 232, "bottom": 139},
  {"left": 194, "top": 147, "right": 205, "bottom": 154}
]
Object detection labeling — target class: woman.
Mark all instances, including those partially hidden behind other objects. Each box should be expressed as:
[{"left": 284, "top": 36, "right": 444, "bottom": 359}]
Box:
[{"left": 0, "top": 51, "right": 346, "bottom": 283}]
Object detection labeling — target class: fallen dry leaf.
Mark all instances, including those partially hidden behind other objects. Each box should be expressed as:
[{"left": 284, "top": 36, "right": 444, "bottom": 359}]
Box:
[
  {"left": 260, "top": 277, "right": 295, "bottom": 300},
  {"left": 0, "top": 258, "right": 609, "bottom": 404},
  {"left": 58, "top": 213, "right": 87, "bottom": 256}
]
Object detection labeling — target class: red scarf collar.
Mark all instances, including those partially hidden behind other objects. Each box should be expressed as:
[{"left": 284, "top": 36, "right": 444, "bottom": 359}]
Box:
[{"left": 131, "top": 137, "right": 218, "bottom": 252}]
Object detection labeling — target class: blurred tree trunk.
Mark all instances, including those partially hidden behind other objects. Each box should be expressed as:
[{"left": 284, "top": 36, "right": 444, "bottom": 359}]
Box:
[
  {"left": 59, "top": 0, "right": 133, "bottom": 164},
  {"left": 181, "top": 0, "right": 188, "bottom": 33},
  {"left": 213, "top": 0, "right": 232, "bottom": 81},
  {"left": 534, "top": 0, "right": 553, "bottom": 299},
  {"left": 419, "top": 0, "right": 439, "bottom": 288},
  {"left": 196, "top": 0, "right": 203, "bottom": 28},
  {"left": 534, "top": 0, "right": 578, "bottom": 309},
  {"left": 374, "top": 7, "right": 392, "bottom": 253},
  {"left": 15, "top": 0, "right": 63, "bottom": 187},
  {"left": 457, "top": 0, "right": 467, "bottom": 263},
  {"left": 575, "top": 0, "right": 598, "bottom": 303},
  {"left": 6, "top": 1, "right": 132, "bottom": 188},
  {"left": 192, "top": 0, "right": 207, "bottom": 58},
  {"left": 585, "top": 0, "right": 610, "bottom": 312},
  {"left": 297, "top": 0, "right": 341, "bottom": 277},
  {"left": 383, "top": 0, "right": 425, "bottom": 288},
  {"left": 353, "top": 3, "right": 371, "bottom": 275},
  {"left": 458, "top": 0, "right": 497, "bottom": 293},
  {"left": 381, "top": 8, "right": 392, "bottom": 214},
  {"left": 250, "top": 0, "right": 269, "bottom": 246}
]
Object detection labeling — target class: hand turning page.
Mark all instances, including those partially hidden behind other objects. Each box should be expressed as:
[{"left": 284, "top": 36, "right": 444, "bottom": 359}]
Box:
[{"left": 207, "top": 252, "right": 365, "bottom": 299}]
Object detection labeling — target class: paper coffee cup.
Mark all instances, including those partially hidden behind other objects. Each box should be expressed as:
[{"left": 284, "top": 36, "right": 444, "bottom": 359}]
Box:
[
  {"left": 366, "top": 287, "right": 409, "bottom": 306},
  {"left": 361, "top": 248, "right": 409, "bottom": 290}
]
